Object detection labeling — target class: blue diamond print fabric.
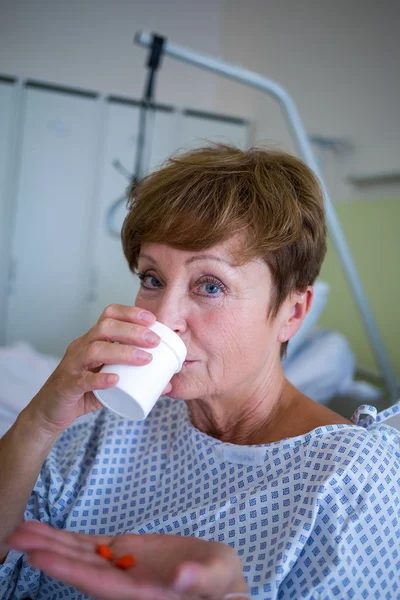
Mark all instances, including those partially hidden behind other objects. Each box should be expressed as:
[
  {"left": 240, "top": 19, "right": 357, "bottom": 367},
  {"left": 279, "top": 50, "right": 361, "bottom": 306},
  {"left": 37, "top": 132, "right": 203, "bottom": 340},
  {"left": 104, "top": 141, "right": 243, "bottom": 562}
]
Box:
[{"left": 1, "top": 398, "right": 400, "bottom": 599}]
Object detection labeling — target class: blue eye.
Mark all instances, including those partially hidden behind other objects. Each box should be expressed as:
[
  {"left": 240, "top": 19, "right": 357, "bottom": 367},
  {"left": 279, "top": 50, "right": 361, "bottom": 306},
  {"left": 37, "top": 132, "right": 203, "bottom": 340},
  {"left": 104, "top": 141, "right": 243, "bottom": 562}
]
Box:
[
  {"left": 203, "top": 283, "right": 221, "bottom": 295},
  {"left": 149, "top": 276, "right": 161, "bottom": 287},
  {"left": 138, "top": 273, "right": 162, "bottom": 289},
  {"left": 198, "top": 277, "right": 227, "bottom": 297},
  {"left": 138, "top": 271, "right": 227, "bottom": 297}
]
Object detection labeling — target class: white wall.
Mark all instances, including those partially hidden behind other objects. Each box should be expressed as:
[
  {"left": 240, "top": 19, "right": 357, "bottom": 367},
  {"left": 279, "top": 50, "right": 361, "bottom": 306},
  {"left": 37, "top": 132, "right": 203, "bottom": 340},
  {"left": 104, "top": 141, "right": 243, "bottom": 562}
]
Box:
[
  {"left": 1, "top": 0, "right": 399, "bottom": 197},
  {"left": 216, "top": 0, "right": 400, "bottom": 201},
  {"left": 0, "top": 0, "right": 222, "bottom": 110},
  {"left": 1, "top": 0, "right": 398, "bottom": 201}
]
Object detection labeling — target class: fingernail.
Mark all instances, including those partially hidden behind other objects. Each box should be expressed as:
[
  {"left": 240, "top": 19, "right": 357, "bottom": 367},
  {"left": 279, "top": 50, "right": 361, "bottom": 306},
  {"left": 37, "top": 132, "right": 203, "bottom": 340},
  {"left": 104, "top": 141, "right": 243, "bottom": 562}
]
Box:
[
  {"left": 143, "top": 331, "right": 160, "bottom": 344},
  {"left": 135, "top": 349, "right": 152, "bottom": 362},
  {"left": 139, "top": 311, "right": 155, "bottom": 324},
  {"left": 174, "top": 567, "right": 198, "bottom": 592}
]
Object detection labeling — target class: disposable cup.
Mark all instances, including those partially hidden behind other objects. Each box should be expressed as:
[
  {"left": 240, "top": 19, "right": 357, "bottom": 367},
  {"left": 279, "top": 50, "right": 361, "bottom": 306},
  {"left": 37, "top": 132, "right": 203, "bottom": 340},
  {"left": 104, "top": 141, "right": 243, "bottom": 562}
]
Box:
[{"left": 93, "top": 321, "right": 187, "bottom": 420}]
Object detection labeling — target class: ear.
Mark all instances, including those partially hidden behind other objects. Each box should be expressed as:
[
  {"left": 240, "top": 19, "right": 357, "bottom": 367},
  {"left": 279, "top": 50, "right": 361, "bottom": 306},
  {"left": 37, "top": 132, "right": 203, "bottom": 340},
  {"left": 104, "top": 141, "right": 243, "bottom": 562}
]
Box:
[{"left": 277, "top": 287, "right": 313, "bottom": 344}]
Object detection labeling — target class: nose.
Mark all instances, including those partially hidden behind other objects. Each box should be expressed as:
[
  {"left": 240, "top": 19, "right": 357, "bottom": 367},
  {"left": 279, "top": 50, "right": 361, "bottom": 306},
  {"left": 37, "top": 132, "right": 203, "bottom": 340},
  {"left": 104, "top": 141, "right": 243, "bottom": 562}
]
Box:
[{"left": 154, "top": 293, "right": 187, "bottom": 336}]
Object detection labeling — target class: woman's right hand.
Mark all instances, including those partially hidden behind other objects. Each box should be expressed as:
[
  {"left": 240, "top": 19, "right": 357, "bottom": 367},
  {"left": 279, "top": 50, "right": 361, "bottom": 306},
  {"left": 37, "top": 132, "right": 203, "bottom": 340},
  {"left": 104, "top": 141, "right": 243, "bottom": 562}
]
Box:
[{"left": 21, "top": 305, "right": 163, "bottom": 436}]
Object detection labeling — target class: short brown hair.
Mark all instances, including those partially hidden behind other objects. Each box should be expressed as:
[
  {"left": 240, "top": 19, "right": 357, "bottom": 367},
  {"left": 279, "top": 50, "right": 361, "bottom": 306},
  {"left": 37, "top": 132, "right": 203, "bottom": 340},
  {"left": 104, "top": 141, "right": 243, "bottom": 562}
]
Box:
[{"left": 122, "top": 144, "right": 326, "bottom": 356}]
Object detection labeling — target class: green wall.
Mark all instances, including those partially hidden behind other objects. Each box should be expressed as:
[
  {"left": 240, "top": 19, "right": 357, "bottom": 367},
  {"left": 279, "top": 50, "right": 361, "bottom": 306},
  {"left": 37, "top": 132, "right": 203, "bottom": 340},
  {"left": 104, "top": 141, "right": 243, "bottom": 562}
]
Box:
[{"left": 319, "top": 197, "right": 400, "bottom": 380}]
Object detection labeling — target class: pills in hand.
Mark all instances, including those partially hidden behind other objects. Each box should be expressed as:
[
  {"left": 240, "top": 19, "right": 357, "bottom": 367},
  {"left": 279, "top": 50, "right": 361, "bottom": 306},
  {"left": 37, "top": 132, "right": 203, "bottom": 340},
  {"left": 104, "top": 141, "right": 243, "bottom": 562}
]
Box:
[
  {"left": 115, "top": 554, "right": 136, "bottom": 569},
  {"left": 96, "top": 544, "right": 136, "bottom": 569},
  {"left": 97, "top": 544, "right": 113, "bottom": 560}
]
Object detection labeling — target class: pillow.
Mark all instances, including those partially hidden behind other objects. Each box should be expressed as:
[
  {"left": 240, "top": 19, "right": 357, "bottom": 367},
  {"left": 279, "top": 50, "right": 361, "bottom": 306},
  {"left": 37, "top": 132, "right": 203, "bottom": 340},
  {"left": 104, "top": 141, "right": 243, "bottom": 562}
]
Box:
[
  {"left": 0, "top": 341, "right": 59, "bottom": 415},
  {"left": 284, "top": 280, "right": 330, "bottom": 361},
  {"left": 283, "top": 329, "right": 354, "bottom": 404}
]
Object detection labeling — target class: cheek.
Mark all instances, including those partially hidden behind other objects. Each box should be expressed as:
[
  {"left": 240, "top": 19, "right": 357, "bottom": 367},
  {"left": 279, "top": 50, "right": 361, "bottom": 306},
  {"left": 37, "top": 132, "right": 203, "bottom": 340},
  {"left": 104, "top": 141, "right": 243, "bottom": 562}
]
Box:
[
  {"left": 135, "top": 290, "right": 152, "bottom": 310},
  {"left": 198, "top": 302, "right": 271, "bottom": 364},
  {"left": 135, "top": 291, "right": 164, "bottom": 315},
  {"left": 198, "top": 307, "right": 240, "bottom": 347}
]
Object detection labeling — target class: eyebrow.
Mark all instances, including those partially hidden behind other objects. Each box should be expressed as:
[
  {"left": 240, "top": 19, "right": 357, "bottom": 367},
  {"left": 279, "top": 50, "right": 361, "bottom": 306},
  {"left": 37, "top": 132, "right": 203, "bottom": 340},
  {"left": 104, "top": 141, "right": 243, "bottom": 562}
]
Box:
[{"left": 139, "top": 253, "right": 235, "bottom": 268}]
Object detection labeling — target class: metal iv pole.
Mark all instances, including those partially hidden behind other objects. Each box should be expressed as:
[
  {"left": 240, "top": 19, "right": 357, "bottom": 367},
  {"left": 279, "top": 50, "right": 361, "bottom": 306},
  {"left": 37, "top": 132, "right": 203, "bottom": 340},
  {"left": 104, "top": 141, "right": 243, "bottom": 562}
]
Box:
[{"left": 106, "top": 35, "right": 165, "bottom": 237}]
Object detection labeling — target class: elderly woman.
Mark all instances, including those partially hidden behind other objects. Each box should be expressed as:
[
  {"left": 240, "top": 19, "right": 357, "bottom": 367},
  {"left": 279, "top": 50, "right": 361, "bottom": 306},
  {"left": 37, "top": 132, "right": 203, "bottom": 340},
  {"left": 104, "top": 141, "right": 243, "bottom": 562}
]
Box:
[{"left": 1, "top": 145, "right": 399, "bottom": 600}]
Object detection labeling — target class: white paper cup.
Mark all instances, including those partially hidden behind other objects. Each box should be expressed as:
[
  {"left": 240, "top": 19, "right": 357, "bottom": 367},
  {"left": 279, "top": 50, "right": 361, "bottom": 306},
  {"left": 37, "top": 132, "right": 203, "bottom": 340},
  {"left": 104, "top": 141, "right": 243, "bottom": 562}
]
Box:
[{"left": 93, "top": 321, "right": 187, "bottom": 420}]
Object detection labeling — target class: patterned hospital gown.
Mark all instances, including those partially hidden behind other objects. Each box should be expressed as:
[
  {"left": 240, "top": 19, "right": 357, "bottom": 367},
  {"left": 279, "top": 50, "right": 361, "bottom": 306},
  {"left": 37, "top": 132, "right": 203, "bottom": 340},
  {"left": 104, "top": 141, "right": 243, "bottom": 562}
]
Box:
[{"left": 1, "top": 397, "right": 400, "bottom": 599}]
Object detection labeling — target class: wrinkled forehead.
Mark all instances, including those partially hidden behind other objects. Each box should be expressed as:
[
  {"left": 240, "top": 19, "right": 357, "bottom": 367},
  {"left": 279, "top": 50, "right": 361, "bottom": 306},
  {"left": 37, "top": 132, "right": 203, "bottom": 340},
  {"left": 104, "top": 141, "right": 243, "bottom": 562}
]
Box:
[
  {"left": 139, "top": 238, "right": 270, "bottom": 281},
  {"left": 139, "top": 231, "right": 258, "bottom": 267}
]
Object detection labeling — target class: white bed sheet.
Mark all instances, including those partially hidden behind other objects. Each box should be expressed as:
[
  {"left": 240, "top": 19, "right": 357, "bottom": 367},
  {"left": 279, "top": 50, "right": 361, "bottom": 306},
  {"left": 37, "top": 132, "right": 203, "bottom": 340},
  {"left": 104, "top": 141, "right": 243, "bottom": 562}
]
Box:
[{"left": 0, "top": 342, "right": 59, "bottom": 436}]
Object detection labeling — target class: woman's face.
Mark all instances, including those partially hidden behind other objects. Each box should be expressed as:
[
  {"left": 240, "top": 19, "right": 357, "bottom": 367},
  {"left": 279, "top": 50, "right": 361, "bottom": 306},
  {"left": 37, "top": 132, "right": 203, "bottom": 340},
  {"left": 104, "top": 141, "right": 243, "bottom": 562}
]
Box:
[{"left": 135, "top": 236, "right": 308, "bottom": 402}]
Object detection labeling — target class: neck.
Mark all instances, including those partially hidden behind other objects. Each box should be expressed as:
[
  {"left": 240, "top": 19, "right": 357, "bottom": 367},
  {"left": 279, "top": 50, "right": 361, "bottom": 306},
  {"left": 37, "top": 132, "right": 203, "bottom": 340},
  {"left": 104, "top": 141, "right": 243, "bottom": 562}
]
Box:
[{"left": 185, "top": 364, "right": 295, "bottom": 445}]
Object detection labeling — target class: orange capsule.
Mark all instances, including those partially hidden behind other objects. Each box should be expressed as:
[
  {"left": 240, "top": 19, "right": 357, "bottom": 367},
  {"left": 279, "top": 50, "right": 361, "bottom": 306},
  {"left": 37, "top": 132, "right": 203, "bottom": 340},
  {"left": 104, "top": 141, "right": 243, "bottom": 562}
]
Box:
[
  {"left": 97, "top": 544, "right": 113, "bottom": 560},
  {"left": 115, "top": 554, "right": 136, "bottom": 569}
]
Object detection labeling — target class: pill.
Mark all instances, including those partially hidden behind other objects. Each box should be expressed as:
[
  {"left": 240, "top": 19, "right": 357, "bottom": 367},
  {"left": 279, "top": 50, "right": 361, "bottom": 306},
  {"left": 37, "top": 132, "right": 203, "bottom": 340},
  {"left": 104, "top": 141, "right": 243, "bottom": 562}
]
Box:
[
  {"left": 115, "top": 554, "right": 136, "bottom": 569},
  {"left": 97, "top": 544, "right": 113, "bottom": 560}
]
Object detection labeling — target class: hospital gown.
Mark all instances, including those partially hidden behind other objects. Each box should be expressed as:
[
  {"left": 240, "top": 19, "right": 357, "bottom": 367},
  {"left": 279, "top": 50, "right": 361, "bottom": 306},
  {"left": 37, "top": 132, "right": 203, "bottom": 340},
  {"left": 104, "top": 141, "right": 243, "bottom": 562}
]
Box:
[{"left": 1, "top": 397, "right": 400, "bottom": 599}]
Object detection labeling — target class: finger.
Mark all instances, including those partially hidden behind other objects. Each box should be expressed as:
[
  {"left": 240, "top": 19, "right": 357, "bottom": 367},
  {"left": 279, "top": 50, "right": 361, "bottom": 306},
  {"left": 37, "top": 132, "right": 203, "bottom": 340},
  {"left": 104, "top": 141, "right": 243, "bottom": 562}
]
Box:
[
  {"left": 46, "top": 370, "right": 119, "bottom": 401},
  {"left": 98, "top": 305, "right": 156, "bottom": 328},
  {"left": 173, "top": 559, "right": 236, "bottom": 599},
  {"left": 84, "top": 391, "right": 107, "bottom": 412},
  {"left": 7, "top": 529, "right": 106, "bottom": 567},
  {"left": 70, "top": 370, "right": 120, "bottom": 396},
  {"left": 162, "top": 382, "right": 173, "bottom": 395},
  {"left": 80, "top": 339, "right": 154, "bottom": 371},
  {"left": 66, "top": 341, "right": 154, "bottom": 396},
  {"left": 7, "top": 521, "right": 112, "bottom": 553},
  {"left": 86, "top": 318, "right": 160, "bottom": 350},
  {"left": 26, "top": 549, "right": 180, "bottom": 600}
]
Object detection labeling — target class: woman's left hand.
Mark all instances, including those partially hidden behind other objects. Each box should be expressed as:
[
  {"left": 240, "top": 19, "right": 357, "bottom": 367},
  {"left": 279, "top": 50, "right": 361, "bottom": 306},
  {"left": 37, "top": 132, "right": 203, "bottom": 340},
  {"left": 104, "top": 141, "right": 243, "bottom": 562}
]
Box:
[{"left": 6, "top": 521, "right": 248, "bottom": 599}]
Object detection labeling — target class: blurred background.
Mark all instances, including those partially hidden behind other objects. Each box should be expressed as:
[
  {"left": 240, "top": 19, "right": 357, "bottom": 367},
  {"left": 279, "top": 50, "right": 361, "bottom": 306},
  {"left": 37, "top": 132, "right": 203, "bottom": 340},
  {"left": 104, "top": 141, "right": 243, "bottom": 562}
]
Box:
[{"left": 0, "top": 0, "right": 399, "bottom": 431}]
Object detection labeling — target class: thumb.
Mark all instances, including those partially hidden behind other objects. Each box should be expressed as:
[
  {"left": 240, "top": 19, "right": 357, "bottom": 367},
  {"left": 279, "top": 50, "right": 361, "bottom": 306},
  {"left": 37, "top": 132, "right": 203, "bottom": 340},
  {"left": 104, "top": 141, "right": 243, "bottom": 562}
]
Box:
[
  {"left": 162, "top": 382, "right": 173, "bottom": 395},
  {"left": 173, "top": 560, "right": 235, "bottom": 599}
]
